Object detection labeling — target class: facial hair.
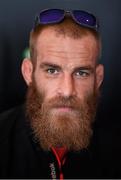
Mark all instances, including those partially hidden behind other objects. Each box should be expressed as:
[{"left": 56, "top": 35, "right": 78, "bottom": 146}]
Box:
[{"left": 25, "top": 80, "right": 99, "bottom": 151}]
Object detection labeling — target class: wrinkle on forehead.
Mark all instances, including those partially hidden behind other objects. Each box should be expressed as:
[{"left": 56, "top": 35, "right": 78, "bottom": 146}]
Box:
[
  {"left": 36, "top": 29, "right": 99, "bottom": 65},
  {"left": 46, "top": 49, "right": 93, "bottom": 62}
]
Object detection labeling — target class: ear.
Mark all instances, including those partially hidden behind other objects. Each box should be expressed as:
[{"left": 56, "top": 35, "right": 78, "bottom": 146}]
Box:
[
  {"left": 21, "top": 58, "right": 33, "bottom": 86},
  {"left": 95, "top": 64, "right": 104, "bottom": 89}
]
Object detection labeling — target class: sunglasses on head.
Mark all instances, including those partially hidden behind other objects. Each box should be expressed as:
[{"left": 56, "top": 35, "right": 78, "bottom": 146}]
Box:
[{"left": 34, "top": 9, "right": 99, "bottom": 31}]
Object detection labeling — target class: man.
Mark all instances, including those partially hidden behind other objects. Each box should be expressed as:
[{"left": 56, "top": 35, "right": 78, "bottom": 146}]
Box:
[{"left": 0, "top": 9, "right": 104, "bottom": 178}]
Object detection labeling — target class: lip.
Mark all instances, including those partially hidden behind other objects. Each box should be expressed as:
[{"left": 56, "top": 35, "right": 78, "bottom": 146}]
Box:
[{"left": 54, "top": 106, "right": 73, "bottom": 112}]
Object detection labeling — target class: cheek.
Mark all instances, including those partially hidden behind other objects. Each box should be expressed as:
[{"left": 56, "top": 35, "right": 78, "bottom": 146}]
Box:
[
  {"left": 33, "top": 73, "right": 59, "bottom": 99},
  {"left": 75, "top": 78, "right": 95, "bottom": 98},
  {"left": 43, "top": 83, "right": 58, "bottom": 99}
]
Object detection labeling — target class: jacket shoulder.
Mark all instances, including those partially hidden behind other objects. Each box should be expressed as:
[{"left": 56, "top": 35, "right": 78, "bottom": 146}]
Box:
[{"left": 0, "top": 105, "right": 24, "bottom": 143}]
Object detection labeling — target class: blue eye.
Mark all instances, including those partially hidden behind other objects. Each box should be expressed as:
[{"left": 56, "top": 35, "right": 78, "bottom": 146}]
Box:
[
  {"left": 46, "top": 68, "right": 59, "bottom": 74},
  {"left": 75, "top": 70, "right": 90, "bottom": 77}
]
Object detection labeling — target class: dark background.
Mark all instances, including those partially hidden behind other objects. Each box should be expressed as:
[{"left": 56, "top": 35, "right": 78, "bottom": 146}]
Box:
[{"left": 0, "top": 0, "right": 121, "bottom": 174}]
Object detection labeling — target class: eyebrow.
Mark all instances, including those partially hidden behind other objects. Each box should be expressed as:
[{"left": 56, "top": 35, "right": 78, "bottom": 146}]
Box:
[
  {"left": 74, "top": 66, "right": 94, "bottom": 73},
  {"left": 39, "top": 62, "right": 61, "bottom": 70},
  {"left": 39, "top": 62, "right": 94, "bottom": 72}
]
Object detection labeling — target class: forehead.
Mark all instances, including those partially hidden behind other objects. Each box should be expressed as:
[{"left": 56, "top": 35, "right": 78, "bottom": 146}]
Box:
[{"left": 35, "top": 28, "right": 99, "bottom": 66}]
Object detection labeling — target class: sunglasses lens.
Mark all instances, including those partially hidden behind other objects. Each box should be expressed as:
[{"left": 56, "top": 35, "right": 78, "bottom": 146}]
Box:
[
  {"left": 34, "top": 9, "right": 98, "bottom": 31},
  {"left": 73, "top": 10, "right": 97, "bottom": 27},
  {"left": 39, "top": 9, "right": 64, "bottom": 24}
]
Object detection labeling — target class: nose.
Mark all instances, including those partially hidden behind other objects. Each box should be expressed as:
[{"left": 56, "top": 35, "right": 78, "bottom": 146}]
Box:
[{"left": 58, "top": 73, "right": 76, "bottom": 97}]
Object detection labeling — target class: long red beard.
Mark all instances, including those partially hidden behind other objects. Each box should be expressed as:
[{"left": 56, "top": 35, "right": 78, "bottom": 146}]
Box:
[{"left": 25, "top": 81, "right": 99, "bottom": 151}]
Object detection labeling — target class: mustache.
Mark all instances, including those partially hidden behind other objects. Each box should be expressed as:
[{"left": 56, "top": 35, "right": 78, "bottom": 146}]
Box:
[{"left": 43, "top": 96, "right": 82, "bottom": 110}]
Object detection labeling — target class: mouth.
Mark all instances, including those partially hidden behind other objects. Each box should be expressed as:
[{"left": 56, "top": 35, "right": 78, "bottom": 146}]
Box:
[{"left": 53, "top": 106, "right": 75, "bottom": 112}]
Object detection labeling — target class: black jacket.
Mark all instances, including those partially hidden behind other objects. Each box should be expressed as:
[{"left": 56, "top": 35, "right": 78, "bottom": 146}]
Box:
[{"left": 0, "top": 105, "right": 120, "bottom": 179}]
